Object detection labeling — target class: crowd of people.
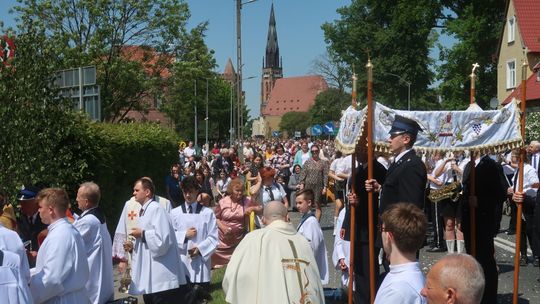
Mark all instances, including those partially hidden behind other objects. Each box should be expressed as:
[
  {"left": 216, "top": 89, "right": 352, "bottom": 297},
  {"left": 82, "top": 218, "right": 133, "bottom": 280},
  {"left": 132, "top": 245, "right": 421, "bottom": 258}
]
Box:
[{"left": 1, "top": 116, "right": 539, "bottom": 303}]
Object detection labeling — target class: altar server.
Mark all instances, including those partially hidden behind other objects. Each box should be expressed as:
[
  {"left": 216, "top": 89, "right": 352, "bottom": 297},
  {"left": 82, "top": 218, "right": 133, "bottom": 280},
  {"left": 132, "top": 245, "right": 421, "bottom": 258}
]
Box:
[
  {"left": 332, "top": 207, "right": 350, "bottom": 288},
  {"left": 74, "top": 182, "right": 114, "bottom": 304},
  {"left": 30, "top": 188, "right": 90, "bottom": 303},
  {"left": 295, "top": 189, "right": 329, "bottom": 285},
  {"left": 112, "top": 176, "right": 172, "bottom": 274},
  {"left": 170, "top": 176, "right": 218, "bottom": 294},
  {"left": 223, "top": 201, "right": 324, "bottom": 304},
  {"left": 124, "top": 178, "right": 186, "bottom": 303}
]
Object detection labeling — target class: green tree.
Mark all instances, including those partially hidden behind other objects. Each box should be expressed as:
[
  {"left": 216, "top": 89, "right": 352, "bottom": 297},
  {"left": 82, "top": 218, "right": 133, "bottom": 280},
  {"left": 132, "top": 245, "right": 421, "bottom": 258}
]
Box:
[
  {"left": 310, "top": 51, "right": 352, "bottom": 92},
  {"left": 309, "top": 88, "right": 351, "bottom": 125},
  {"left": 0, "top": 22, "right": 98, "bottom": 193},
  {"left": 436, "top": 0, "right": 506, "bottom": 110},
  {"left": 14, "top": 0, "right": 196, "bottom": 122},
  {"left": 279, "top": 112, "right": 311, "bottom": 137},
  {"left": 322, "top": 0, "right": 440, "bottom": 110}
]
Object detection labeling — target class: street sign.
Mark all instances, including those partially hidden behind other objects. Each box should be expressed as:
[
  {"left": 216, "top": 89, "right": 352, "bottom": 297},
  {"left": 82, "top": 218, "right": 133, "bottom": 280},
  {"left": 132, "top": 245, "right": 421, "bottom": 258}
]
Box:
[
  {"left": 323, "top": 122, "right": 335, "bottom": 135},
  {"left": 294, "top": 131, "right": 301, "bottom": 138},
  {"left": 311, "top": 124, "right": 323, "bottom": 136},
  {"left": 306, "top": 127, "right": 312, "bottom": 136},
  {"left": 272, "top": 131, "right": 280, "bottom": 137}
]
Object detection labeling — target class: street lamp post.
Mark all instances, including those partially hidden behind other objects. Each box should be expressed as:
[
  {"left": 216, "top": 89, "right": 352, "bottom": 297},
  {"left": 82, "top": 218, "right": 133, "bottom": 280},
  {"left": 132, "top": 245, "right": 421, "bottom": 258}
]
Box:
[
  {"left": 194, "top": 79, "right": 198, "bottom": 147},
  {"left": 236, "top": 0, "right": 258, "bottom": 141},
  {"left": 386, "top": 72, "right": 411, "bottom": 110},
  {"left": 230, "top": 76, "right": 256, "bottom": 144},
  {"left": 205, "top": 78, "right": 209, "bottom": 152}
]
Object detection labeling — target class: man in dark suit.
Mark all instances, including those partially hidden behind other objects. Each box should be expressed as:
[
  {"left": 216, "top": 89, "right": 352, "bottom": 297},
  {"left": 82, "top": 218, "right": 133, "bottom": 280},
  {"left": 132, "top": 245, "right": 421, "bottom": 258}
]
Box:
[
  {"left": 345, "top": 157, "right": 387, "bottom": 304},
  {"left": 16, "top": 185, "right": 47, "bottom": 267},
  {"left": 365, "top": 115, "right": 427, "bottom": 212},
  {"left": 461, "top": 154, "right": 507, "bottom": 304}
]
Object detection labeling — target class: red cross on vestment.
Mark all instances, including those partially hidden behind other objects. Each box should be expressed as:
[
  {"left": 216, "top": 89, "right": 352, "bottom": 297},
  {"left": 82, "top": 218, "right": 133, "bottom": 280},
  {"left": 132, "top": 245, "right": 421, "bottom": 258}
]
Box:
[{"left": 127, "top": 210, "right": 137, "bottom": 221}]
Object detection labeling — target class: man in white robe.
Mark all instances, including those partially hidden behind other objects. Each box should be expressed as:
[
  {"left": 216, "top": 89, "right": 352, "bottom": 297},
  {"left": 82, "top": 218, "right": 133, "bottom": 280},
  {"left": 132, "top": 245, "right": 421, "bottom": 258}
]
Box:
[
  {"left": 112, "top": 176, "right": 172, "bottom": 274},
  {"left": 374, "top": 203, "right": 427, "bottom": 304},
  {"left": 124, "top": 178, "right": 186, "bottom": 303},
  {"left": 223, "top": 201, "right": 324, "bottom": 304},
  {"left": 170, "top": 176, "right": 218, "bottom": 300},
  {"left": 0, "top": 249, "right": 33, "bottom": 304},
  {"left": 30, "top": 188, "right": 90, "bottom": 303},
  {"left": 0, "top": 221, "right": 30, "bottom": 288},
  {"left": 73, "top": 182, "right": 114, "bottom": 304},
  {"left": 295, "top": 189, "right": 329, "bottom": 284}
]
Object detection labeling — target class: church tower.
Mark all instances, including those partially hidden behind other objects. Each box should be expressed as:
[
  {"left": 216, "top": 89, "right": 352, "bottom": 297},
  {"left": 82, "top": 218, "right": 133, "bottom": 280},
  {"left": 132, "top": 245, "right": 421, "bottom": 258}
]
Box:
[{"left": 260, "top": 3, "right": 283, "bottom": 116}]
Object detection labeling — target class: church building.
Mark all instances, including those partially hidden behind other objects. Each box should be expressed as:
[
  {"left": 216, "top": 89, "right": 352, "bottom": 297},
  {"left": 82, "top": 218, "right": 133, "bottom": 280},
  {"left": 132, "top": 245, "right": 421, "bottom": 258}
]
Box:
[{"left": 252, "top": 4, "right": 327, "bottom": 138}]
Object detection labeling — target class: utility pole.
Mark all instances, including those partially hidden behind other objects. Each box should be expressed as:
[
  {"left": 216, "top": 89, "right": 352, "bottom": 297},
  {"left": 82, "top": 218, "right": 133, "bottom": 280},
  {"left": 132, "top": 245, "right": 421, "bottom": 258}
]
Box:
[
  {"left": 205, "top": 78, "right": 209, "bottom": 152},
  {"left": 194, "top": 80, "right": 197, "bottom": 147},
  {"left": 236, "top": 0, "right": 242, "bottom": 142}
]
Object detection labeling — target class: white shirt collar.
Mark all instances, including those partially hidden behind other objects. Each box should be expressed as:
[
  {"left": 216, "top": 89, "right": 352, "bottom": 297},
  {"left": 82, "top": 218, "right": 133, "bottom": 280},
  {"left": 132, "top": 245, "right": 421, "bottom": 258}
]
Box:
[{"left": 394, "top": 148, "right": 413, "bottom": 163}]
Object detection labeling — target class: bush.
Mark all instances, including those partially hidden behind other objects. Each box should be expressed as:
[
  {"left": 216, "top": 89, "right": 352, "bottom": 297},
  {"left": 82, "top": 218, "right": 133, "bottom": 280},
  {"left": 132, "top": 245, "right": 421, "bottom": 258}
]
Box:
[{"left": 88, "top": 122, "right": 179, "bottom": 231}]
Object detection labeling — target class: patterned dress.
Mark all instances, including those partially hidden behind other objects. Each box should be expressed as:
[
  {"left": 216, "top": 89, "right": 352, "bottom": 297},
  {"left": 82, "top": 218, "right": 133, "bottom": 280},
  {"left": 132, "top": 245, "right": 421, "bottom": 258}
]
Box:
[
  {"left": 212, "top": 195, "right": 252, "bottom": 268},
  {"left": 300, "top": 158, "right": 329, "bottom": 204}
]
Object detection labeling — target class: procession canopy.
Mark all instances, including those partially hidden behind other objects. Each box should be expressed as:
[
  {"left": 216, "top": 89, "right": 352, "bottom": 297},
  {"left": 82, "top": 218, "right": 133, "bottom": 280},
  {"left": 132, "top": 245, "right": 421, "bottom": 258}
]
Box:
[{"left": 335, "top": 101, "right": 523, "bottom": 155}]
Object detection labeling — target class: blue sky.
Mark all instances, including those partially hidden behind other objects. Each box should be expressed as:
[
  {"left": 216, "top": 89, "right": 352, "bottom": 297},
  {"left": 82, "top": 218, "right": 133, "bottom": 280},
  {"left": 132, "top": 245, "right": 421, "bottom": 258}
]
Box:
[{"left": 1, "top": 0, "right": 453, "bottom": 117}]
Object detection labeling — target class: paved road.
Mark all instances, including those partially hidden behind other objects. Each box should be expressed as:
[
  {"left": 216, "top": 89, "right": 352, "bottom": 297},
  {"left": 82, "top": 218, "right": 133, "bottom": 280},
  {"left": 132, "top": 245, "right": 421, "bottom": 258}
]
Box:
[
  {"left": 113, "top": 201, "right": 540, "bottom": 303},
  {"left": 301, "top": 202, "right": 540, "bottom": 304}
]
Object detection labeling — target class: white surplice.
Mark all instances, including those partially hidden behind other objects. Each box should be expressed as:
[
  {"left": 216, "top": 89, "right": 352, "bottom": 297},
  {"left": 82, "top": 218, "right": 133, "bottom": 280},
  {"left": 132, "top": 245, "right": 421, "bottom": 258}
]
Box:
[
  {"left": 297, "top": 215, "right": 329, "bottom": 285},
  {"left": 112, "top": 195, "right": 172, "bottom": 261},
  {"left": 0, "top": 223, "right": 31, "bottom": 286},
  {"left": 223, "top": 220, "right": 325, "bottom": 304},
  {"left": 30, "top": 218, "right": 90, "bottom": 304},
  {"left": 73, "top": 207, "right": 114, "bottom": 304},
  {"left": 0, "top": 249, "right": 33, "bottom": 304},
  {"left": 170, "top": 202, "right": 218, "bottom": 283},
  {"left": 129, "top": 199, "right": 186, "bottom": 295},
  {"left": 332, "top": 208, "right": 351, "bottom": 288}
]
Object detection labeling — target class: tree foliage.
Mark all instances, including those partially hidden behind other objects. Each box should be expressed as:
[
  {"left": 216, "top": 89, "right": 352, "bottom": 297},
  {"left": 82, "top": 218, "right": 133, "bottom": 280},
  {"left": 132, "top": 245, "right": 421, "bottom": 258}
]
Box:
[
  {"left": 322, "top": 0, "right": 440, "bottom": 110},
  {"left": 309, "top": 88, "right": 351, "bottom": 125},
  {"left": 279, "top": 112, "right": 311, "bottom": 137},
  {"left": 436, "top": 0, "right": 506, "bottom": 110},
  {"left": 13, "top": 0, "right": 200, "bottom": 122},
  {"left": 310, "top": 51, "right": 352, "bottom": 92},
  {"left": 0, "top": 22, "right": 98, "bottom": 194}
]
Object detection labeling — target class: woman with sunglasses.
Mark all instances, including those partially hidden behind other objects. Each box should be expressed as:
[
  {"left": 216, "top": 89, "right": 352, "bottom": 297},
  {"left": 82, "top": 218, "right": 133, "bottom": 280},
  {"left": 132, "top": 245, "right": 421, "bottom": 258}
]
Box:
[{"left": 299, "top": 144, "right": 329, "bottom": 221}]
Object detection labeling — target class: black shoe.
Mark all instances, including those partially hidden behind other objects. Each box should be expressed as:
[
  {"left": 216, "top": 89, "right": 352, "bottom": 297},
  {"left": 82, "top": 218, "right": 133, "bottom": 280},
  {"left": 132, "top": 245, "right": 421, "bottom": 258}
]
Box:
[
  {"left": 520, "top": 256, "right": 528, "bottom": 266},
  {"left": 506, "top": 229, "right": 516, "bottom": 235},
  {"left": 427, "top": 246, "right": 446, "bottom": 253},
  {"left": 534, "top": 257, "right": 539, "bottom": 267}
]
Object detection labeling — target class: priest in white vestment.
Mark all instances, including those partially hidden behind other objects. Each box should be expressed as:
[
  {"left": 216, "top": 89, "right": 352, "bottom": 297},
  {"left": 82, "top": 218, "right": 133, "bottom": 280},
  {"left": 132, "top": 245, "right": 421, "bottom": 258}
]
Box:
[
  {"left": 332, "top": 207, "right": 351, "bottom": 288},
  {"left": 124, "top": 178, "right": 186, "bottom": 303},
  {"left": 170, "top": 176, "right": 218, "bottom": 286},
  {"left": 223, "top": 201, "right": 324, "bottom": 304},
  {"left": 73, "top": 182, "right": 114, "bottom": 304},
  {"left": 0, "top": 249, "right": 33, "bottom": 304},
  {"left": 295, "top": 189, "right": 329, "bottom": 285},
  {"left": 30, "top": 188, "right": 90, "bottom": 303}
]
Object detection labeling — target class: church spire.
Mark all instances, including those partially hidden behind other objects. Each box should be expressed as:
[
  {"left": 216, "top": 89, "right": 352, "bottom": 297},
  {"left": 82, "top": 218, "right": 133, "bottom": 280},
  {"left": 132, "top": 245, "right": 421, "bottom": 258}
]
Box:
[{"left": 264, "top": 3, "right": 280, "bottom": 69}]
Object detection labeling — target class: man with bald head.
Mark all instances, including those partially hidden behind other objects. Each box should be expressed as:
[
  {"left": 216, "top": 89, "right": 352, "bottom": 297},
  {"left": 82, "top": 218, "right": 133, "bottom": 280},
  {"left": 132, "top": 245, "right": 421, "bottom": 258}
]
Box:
[
  {"left": 421, "top": 254, "right": 485, "bottom": 304},
  {"left": 223, "top": 201, "right": 324, "bottom": 304}
]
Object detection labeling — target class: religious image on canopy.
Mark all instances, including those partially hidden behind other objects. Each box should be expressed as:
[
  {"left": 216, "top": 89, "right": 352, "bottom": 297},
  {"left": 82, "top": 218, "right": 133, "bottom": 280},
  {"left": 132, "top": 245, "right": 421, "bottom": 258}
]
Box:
[{"left": 335, "top": 100, "right": 523, "bottom": 155}]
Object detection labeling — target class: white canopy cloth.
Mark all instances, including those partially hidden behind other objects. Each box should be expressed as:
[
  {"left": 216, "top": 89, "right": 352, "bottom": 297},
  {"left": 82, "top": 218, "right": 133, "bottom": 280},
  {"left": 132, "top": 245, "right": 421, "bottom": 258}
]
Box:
[{"left": 335, "top": 101, "right": 522, "bottom": 154}]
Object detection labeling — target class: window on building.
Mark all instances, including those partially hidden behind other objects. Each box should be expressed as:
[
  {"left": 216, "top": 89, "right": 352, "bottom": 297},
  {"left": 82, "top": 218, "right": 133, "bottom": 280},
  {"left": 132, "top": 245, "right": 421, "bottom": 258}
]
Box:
[
  {"left": 507, "top": 59, "right": 516, "bottom": 89},
  {"left": 508, "top": 16, "right": 515, "bottom": 43}
]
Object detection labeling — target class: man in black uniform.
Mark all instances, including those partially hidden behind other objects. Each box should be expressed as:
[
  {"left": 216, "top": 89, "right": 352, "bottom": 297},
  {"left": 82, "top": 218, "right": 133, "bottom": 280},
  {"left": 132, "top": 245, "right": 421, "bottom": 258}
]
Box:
[
  {"left": 365, "top": 115, "right": 427, "bottom": 212},
  {"left": 461, "top": 154, "right": 507, "bottom": 304},
  {"left": 16, "top": 185, "right": 47, "bottom": 267}
]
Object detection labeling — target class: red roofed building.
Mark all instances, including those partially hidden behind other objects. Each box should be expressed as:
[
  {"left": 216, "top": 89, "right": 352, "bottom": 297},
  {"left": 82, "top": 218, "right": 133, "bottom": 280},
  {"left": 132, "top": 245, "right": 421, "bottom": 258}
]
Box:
[
  {"left": 121, "top": 45, "right": 174, "bottom": 126},
  {"left": 497, "top": 0, "right": 540, "bottom": 108}
]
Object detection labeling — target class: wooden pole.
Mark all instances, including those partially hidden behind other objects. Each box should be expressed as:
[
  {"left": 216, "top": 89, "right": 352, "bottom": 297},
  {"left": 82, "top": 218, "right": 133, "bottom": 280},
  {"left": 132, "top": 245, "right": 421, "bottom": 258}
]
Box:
[
  {"left": 366, "top": 59, "right": 376, "bottom": 304},
  {"left": 469, "top": 63, "right": 479, "bottom": 257},
  {"left": 348, "top": 70, "right": 357, "bottom": 304},
  {"left": 512, "top": 60, "right": 528, "bottom": 304}
]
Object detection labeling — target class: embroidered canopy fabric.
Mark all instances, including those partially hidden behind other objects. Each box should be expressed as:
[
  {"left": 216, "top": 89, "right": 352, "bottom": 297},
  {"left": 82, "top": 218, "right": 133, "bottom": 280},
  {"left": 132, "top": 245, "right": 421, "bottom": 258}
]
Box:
[{"left": 335, "top": 101, "right": 523, "bottom": 155}]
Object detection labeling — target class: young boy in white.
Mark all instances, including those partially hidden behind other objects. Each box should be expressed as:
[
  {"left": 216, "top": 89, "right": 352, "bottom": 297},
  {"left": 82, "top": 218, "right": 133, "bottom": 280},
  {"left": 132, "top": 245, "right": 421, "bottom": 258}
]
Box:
[
  {"left": 295, "top": 189, "right": 329, "bottom": 284},
  {"left": 170, "top": 176, "right": 218, "bottom": 292},
  {"left": 332, "top": 207, "right": 351, "bottom": 288}
]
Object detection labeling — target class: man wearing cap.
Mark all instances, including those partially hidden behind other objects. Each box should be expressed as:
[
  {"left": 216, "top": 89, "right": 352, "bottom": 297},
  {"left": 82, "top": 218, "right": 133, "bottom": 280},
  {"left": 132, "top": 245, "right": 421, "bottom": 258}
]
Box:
[
  {"left": 365, "top": 115, "right": 427, "bottom": 212},
  {"left": 16, "top": 185, "right": 47, "bottom": 266}
]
